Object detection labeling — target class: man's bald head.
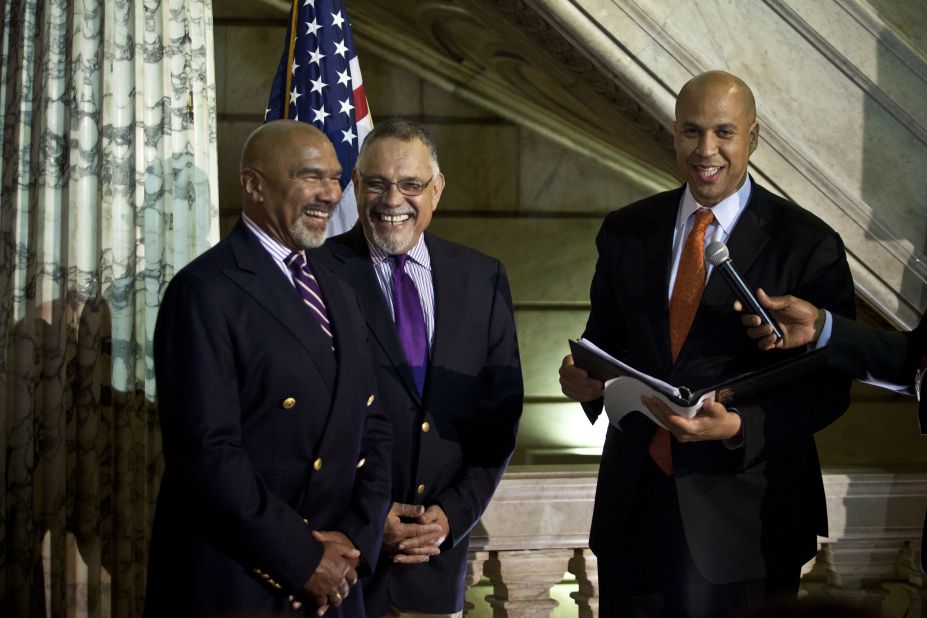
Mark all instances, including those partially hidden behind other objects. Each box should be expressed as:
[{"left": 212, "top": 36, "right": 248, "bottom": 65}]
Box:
[
  {"left": 673, "top": 71, "right": 759, "bottom": 207},
  {"left": 240, "top": 119, "right": 331, "bottom": 174},
  {"left": 676, "top": 71, "right": 756, "bottom": 125},
  {"left": 239, "top": 120, "right": 342, "bottom": 250}
]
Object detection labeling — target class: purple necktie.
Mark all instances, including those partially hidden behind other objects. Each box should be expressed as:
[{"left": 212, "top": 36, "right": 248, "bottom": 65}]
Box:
[
  {"left": 286, "top": 252, "right": 334, "bottom": 349},
  {"left": 391, "top": 254, "right": 427, "bottom": 395}
]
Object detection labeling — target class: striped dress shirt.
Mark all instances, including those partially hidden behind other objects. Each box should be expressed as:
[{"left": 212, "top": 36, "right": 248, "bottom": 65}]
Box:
[{"left": 366, "top": 234, "right": 436, "bottom": 351}]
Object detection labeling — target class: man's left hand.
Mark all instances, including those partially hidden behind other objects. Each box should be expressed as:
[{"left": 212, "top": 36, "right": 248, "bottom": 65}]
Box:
[
  {"left": 312, "top": 530, "right": 360, "bottom": 569},
  {"left": 393, "top": 505, "right": 449, "bottom": 563},
  {"left": 641, "top": 395, "right": 742, "bottom": 442}
]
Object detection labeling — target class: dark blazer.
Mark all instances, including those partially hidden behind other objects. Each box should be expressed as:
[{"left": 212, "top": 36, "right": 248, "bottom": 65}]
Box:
[
  {"left": 828, "top": 310, "right": 927, "bottom": 566},
  {"left": 583, "top": 181, "right": 855, "bottom": 584},
  {"left": 314, "top": 226, "right": 523, "bottom": 615},
  {"left": 145, "top": 220, "right": 392, "bottom": 617}
]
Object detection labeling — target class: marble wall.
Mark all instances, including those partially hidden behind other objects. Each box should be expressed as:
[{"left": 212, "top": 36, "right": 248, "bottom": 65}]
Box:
[{"left": 212, "top": 11, "right": 925, "bottom": 469}]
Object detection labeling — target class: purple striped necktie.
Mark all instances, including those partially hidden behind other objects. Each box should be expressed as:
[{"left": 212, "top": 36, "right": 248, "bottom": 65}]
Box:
[
  {"left": 391, "top": 254, "right": 427, "bottom": 395},
  {"left": 286, "top": 252, "right": 334, "bottom": 349}
]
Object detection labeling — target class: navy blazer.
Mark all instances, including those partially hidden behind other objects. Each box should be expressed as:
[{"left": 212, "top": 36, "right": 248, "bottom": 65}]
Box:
[
  {"left": 314, "top": 227, "right": 523, "bottom": 615},
  {"left": 145, "top": 220, "right": 392, "bottom": 617},
  {"left": 583, "top": 181, "right": 855, "bottom": 583}
]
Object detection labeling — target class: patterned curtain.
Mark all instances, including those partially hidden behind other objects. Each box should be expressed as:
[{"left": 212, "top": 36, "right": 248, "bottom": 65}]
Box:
[{"left": 0, "top": 0, "right": 218, "bottom": 616}]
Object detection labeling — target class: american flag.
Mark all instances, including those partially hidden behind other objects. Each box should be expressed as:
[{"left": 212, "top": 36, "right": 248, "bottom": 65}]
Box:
[{"left": 265, "top": 0, "right": 372, "bottom": 236}]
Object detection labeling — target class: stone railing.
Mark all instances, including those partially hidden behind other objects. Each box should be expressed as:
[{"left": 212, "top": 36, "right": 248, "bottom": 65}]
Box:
[{"left": 466, "top": 465, "right": 927, "bottom": 616}]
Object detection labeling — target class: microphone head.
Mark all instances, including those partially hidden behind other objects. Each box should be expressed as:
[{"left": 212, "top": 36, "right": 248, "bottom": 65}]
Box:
[{"left": 705, "top": 241, "right": 729, "bottom": 266}]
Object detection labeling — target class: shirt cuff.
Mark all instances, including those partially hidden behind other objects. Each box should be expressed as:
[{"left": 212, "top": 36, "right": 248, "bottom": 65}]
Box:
[{"left": 813, "top": 310, "right": 833, "bottom": 349}]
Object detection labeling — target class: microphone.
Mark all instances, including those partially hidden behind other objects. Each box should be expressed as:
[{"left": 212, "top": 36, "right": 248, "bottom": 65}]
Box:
[{"left": 705, "top": 241, "right": 783, "bottom": 343}]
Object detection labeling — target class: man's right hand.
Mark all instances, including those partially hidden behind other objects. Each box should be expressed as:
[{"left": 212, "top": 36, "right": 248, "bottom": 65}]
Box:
[
  {"left": 382, "top": 502, "right": 442, "bottom": 564},
  {"left": 735, "top": 288, "right": 825, "bottom": 351},
  {"left": 301, "top": 530, "right": 360, "bottom": 616},
  {"left": 559, "top": 354, "right": 604, "bottom": 402}
]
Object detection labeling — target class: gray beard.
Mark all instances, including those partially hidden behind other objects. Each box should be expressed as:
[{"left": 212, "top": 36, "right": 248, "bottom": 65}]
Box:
[
  {"left": 369, "top": 223, "right": 415, "bottom": 255},
  {"left": 290, "top": 218, "right": 326, "bottom": 249}
]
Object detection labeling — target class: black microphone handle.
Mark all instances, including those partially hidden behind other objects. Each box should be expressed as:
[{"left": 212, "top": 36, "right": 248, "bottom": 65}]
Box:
[{"left": 716, "top": 260, "right": 784, "bottom": 342}]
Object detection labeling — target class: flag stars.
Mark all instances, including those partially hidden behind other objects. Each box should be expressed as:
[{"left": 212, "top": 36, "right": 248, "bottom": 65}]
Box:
[
  {"left": 291, "top": 60, "right": 300, "bottom": 76},
  {"left": 312, "top": 106, "right": 330, "bottom": 125},
  {"left": 334, "top": 39, "right": 348, "bottom": 57},
  {"left": 339, "top": 97, "right": 354, "bottom": 116},
  {"left": 303, "top": 0, "right": 315, "bottom": 7},
  {"left": 336, "top": 68, "right": 351, "bottom": 87},
  {"left": 341, "top": 127, "right": 356, "bottom": 145},
  {"left": 305, "top": 19, "right": 321, "bottom": 37},
  {"left": 289, "top": 86, "right": 302, "bottom": 106},
  {"left": 310, "top": 76, "right": 328, "bottom": 94},
  {"left": 308, "top": 47, "right": 325, "bottom": 65},
  {"left": 331, "top": 11, "right": 345, "bottom": 29}
]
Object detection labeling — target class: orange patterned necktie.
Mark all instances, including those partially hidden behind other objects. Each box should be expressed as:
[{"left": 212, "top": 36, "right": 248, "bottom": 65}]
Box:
[{"left": 648, "top": 208, "right": 715, "bottom": 475}]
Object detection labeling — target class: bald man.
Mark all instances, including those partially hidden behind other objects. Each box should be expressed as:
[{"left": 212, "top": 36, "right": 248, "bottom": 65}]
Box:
[
  {"left": 146, "top": 121, "right": 392, "bottom": 617},
  {"left": 559, "top": 72, "right": 855, "bottom": 615}
]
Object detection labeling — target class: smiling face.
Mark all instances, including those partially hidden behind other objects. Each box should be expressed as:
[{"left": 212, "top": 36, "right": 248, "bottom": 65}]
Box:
[
  {"left": 241, "top": 121, "right": 342, "bottom": 250},
  {"left": 354, "top": 136, "right": 444, "bottom": 255},
  {"left": 673, "top": 72, "right": 758, "bottom": 207}
]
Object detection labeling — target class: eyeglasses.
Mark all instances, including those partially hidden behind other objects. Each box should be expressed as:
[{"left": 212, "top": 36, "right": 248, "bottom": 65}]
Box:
[{"left": 359, "top": 174, "right": 433, "bottom": 197}]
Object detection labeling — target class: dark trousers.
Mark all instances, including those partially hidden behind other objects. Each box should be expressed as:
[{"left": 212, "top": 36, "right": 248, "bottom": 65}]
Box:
[{"left": 597, "top": 458, "right": 799, "bottom": 618}]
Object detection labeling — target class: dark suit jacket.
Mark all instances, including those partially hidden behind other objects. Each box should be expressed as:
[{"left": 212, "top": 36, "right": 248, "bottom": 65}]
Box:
[
  {"left": 145, "top": 220, "right": 392, "bottom": 617},
  {"left": 828, "top": 310, "right": 927, "bottom": 566},
  {"left": 314, "top": 226, "right": 523, "bottom": 614},
  {"left": 583, "top": 181, "right": 855, "bottom": 584}
]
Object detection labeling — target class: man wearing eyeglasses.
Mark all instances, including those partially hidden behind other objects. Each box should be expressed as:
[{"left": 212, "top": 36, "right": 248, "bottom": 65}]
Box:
[{"left": 313, "top": 119, "right": 523, "bottom": 618}]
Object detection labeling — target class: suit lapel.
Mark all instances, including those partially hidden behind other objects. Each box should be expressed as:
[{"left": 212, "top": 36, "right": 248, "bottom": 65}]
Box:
[
  {"left": 224, "top": 220, "right": 337, "bottom": 395},
  {"left": 642, "top": 195, "right": 680, "bottom": 374},
  {"left": 321, "top": 226, "right": 423, "bottom": 405},
  {"left": 701, "top": 183, "right": 773, "bottom": 309},
  {"left": 427, "top": 233, "right": 466, "bottom": 382}
]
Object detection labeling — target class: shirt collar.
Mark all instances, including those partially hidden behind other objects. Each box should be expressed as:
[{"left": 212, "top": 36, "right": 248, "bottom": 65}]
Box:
[
  {"left": 677, "top": 174, "right": 753, "bottom": 235},
  {"left": 365, "top": 232, "right": 432, "bottom": 271},
  {"left": 242, "top": 214, "right": 299, "bottom": 263}
]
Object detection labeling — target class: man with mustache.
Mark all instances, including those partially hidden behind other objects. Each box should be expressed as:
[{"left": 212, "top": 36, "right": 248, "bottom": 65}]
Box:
[
  {"left": 146, "top": 120, "right": 392, "bottom": 616},
  {"left": 314, "top": 120, "right": 523, "bottom": 618},
  {"left": 559, "top": 71, "right": 855, "bottom": 615}
]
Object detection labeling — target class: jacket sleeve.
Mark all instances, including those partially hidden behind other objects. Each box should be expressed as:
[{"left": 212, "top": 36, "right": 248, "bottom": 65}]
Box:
[
  {"left": 154, "top": 273, "right": 324, "bottom": 593},
  {"left": 580, "top": 213, "right": 628, "bottom": 423},
  {"left": 433, "top": 261, "right": 524, "bottom": 547},
  {"left": 829, "top": 314, "right": 915, "bottom": 390}
]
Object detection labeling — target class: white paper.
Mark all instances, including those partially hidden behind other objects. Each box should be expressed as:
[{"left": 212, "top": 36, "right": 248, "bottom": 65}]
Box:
[
  {"left": 602, "top": 376, "right": 713, "bottom": 431},
  {"left": 576, "top": 338, "right": 680, "bottom": 398}
]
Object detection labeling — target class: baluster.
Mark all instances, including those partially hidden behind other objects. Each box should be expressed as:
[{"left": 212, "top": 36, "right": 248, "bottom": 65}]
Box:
[
  {"left": 464, "top": 551, "right": 490, "bottom": 615},
  {"left": 568, "top": 548, "right": 598, "bottom": 617},
  {"left": 484, "top": 549, "right": 570, "bottom": 617},
  {"left": 815, "top": 540, "right": 896, "bottom": 615},
  {"left": 898, "top": 541, "right": 926, "bottom": 617}
]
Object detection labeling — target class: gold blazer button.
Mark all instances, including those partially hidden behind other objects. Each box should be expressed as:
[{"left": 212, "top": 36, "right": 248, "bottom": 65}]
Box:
[
  {"left": 356, "top": 457, "right": 366, "bottom": 469},
  {"left": 421, "top": 421, "right": 430, "bottom": 433},
  {"left": 417, "top": 483, "right": 425, "bottom": 494},
  {"left": 313, "top": 458, "right": 323, "bottom": 471},
  {"left": 281, "top": 397, "right": 296, "bottom": 410},
  {"left": 366, "top": 394, "right": 375, "bottom": 407}
]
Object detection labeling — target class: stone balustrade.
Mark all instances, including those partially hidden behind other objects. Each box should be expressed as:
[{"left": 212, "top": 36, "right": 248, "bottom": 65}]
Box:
[{"left": 466, "top": 465, "right": 927, "bottom": 616}]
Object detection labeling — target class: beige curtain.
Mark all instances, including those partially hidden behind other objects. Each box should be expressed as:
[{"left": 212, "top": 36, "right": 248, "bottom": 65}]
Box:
[{"left": 0, "top": 0, "right": 219, "bottom": 615}]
